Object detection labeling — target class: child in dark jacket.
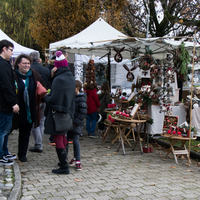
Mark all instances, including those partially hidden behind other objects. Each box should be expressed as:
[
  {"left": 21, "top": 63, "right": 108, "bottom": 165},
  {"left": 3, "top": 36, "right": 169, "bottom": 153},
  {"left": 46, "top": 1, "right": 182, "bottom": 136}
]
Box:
[{"left": 66, "top": 80, "right": 87, "bottom": 171}]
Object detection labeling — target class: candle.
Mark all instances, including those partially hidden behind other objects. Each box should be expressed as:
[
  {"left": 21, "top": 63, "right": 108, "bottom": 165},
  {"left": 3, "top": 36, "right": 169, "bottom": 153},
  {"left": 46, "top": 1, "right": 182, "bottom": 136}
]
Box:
[
  {"left": 123, "top": 113, "right": 126, "bottom": 116},
  {"left": 126, "top": 114, "right": 129, "bottom": 117},
  {"left": 177, "top": 131, "right": 181, "bottom": 136},
  {"left": 116, "top": 111, "right": 119, "bottom": 114},
  {"left": 172, "top": 131, "right": 176, "bottom": 135}
]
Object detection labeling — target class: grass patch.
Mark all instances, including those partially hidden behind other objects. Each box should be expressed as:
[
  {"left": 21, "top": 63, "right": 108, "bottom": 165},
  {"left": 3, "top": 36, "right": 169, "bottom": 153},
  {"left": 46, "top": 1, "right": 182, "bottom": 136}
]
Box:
[{"left": 158, "top": 137, "right": 200, "bottom": 153}]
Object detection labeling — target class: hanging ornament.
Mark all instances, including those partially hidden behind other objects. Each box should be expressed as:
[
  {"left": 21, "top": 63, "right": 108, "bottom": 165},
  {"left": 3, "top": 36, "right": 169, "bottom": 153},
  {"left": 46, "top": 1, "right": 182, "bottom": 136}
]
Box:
[
  {"left": 123, "top": 64, "right": 135, "bottom": 82},
  {"left": 114, "top": 47, "right": 125, "bottom": 63}
]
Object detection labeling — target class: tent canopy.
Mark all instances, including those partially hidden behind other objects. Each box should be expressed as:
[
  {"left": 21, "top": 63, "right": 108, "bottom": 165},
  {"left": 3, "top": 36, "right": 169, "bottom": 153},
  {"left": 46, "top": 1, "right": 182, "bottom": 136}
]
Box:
[
  {"left": 0, "top": 29, "right": 37, "bottom": 57},
  {"left": 49, "top": 17, "right": 127, "bottom": 56},
  {"left": 49, "top": 18, "right": 200, "bottom": 60}
]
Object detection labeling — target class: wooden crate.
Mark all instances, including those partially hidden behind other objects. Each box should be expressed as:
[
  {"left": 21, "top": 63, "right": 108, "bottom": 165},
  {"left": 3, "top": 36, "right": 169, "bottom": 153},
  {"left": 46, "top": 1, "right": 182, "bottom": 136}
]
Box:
[{"left": 163, "top": 115, "right": 179, "bottom": 129}]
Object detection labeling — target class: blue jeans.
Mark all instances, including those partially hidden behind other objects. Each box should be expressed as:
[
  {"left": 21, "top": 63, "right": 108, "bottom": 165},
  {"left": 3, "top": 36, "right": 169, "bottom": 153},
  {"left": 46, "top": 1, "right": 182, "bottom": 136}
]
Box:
[
  {"left": 0, "top": 111, "right": 13, "bottom": 158},
  {"left": 86, "top": 111, "right": 97, "bottom": 135},
  {"left": 67, "top": 133, "right": 80, "bottom": 161}
]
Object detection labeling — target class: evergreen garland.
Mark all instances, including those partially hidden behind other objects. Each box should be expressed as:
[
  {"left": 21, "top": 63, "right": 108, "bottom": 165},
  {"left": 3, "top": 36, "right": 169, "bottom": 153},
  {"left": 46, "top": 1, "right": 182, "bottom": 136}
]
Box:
[
  {"left": 173, "top": 42, "right": 190, "bottom": 81},
  {"left": 180, "top": 42, "right": 190, "bottom": 78}
]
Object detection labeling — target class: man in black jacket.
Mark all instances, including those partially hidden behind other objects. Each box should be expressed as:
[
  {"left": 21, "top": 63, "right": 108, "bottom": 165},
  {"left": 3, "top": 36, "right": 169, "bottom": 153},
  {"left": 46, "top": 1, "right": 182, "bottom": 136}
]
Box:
[
  {"left": 0, "top": 39, "right": 19, "bottom": 165},
  {"left": 29, "top": 51, "right": 51, "bottom": 153}
]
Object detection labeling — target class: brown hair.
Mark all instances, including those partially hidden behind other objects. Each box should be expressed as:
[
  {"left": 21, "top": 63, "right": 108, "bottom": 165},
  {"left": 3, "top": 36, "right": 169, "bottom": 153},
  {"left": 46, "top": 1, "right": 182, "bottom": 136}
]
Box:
[
  {"left": 101, "top": 82, "right": 110, "bottom": 93},
  {"left": 13, "top": 54, "right": 32, "bottom": 69},
  {"left": 75, "top": 80, "right": 82, "bottom": 92}
]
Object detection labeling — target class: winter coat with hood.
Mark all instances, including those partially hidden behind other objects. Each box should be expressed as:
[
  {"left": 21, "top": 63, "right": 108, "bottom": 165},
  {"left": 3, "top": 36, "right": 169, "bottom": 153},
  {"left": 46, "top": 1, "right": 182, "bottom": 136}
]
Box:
[
  {"left": 44, "top": 66, "right": 75, "bottom": 135},
  {"left": 68, "top": 92, "right": 87, "bottom": 135},
  {"left": 85, "top": 88, "right": 100, "bottom": 114}
]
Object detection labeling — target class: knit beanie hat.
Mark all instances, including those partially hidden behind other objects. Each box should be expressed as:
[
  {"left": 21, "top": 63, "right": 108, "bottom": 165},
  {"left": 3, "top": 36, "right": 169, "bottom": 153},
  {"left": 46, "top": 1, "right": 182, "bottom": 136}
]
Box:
[{"left": 54, "top": 51, "right": 68, "bottom": 68}]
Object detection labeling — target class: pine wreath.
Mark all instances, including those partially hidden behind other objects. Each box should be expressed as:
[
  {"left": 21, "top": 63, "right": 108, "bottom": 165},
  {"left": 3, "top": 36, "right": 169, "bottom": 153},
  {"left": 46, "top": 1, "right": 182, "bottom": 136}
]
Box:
[{"left": 139, "top": 54, "right": 154, "bottom": 70}]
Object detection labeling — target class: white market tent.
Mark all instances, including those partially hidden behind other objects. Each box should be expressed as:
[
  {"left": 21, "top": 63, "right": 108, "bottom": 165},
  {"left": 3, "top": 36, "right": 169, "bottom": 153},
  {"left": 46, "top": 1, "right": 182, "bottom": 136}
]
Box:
[
  {"left": 49, "top": 17, "right": 127, "bottom": 58},
  {"left": 49, "top": 17, "right": 200, "bottom": 88},
  {"left": 0, "top": 29, "right": 37, "bottom": 57},
  {"left": 49, "top": 17, "right": 200, "bottom": 60}
]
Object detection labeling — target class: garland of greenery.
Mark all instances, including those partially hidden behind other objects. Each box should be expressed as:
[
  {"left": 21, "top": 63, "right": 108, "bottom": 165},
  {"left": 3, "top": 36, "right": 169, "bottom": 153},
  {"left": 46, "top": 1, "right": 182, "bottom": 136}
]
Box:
[
  {"left": 180, "top": 42, "right": 190, "bottom": 79},
  {"left": 174, "top": 42, "right": 190, "bottom": 81}
]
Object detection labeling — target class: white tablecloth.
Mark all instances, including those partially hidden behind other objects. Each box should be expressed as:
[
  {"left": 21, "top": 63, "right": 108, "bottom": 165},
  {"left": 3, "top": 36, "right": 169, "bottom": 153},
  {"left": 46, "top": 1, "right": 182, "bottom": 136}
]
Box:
[
  {"left": 149, "top": 105, "right": 187, "bottom": 135},
  {"left": 191, "top": 107, "right": 200, "bottom": 137}
]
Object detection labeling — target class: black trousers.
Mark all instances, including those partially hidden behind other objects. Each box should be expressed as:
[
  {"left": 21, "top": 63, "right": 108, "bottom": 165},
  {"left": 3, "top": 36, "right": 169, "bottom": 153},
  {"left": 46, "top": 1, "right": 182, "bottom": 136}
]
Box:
[
  {"left": 98, "top": 114, "right": 107, "bottom": 131},
  {"left": 18, "top": 122, "right": 33, "bottom": 158}
]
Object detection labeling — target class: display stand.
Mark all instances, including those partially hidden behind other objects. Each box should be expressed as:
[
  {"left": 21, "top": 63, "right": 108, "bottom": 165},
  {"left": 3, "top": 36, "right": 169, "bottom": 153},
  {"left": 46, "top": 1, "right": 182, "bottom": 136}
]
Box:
[
  {"left": 112, "top": 104, "right": 146, "bottom": 154},
  {"left": 161, "top": 134, "right": 196, "bottom": 164}
]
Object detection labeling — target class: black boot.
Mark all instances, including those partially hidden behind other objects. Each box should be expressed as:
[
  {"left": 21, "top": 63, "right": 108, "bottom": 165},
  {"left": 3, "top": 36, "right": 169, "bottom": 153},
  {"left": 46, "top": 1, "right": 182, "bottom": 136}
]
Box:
[
  {"left": 52, "top": 148, "right": 70, "bottom": 174},
  {"left": 58, "top": 144, "right": 68, "bottom": 166}
]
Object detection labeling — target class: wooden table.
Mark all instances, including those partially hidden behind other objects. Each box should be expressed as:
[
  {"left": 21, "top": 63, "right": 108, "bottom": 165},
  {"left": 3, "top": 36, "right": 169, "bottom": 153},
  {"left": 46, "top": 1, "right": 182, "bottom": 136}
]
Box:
[
  {"left": 112, "top": 117, "right": 147, "bottom": 154},
  {"left": 161, "top": 134, "right": 196, "bottom": 164}
]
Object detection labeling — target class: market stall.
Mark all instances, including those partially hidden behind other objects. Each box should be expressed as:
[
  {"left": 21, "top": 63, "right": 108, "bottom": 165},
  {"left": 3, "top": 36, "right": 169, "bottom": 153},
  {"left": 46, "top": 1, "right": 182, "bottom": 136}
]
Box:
[
  {"left": 0, "top": 29, "right": 38, "bottom": 57},
  {"left": 48, "top": 18, "right": 200, "bottom": 160}
]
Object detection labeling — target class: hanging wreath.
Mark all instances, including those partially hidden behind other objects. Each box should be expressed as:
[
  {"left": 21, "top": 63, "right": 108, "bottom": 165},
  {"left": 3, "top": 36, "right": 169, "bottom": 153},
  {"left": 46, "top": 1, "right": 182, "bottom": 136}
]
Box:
[
  {"left": 139, "top": 54, "right": 154, "bottom": 70},
  {"left": 114, "top": 47, "right": 125, "bottom": 63},
  {"left": 95, "top": 63, "right": 105, "bottom": 79},
  {"left": 123, "top": 64, "right": 135, "bottom": 82}
]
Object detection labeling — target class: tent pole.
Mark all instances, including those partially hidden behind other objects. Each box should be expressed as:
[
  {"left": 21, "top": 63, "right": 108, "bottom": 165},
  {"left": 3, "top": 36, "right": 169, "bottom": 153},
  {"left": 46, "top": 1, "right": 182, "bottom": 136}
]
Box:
[
  {"left": 188, "top": 31, "right": 196, "bottom": 167},
  {"left": 108, "top": 48, "right": 111, "bottom": 90}
]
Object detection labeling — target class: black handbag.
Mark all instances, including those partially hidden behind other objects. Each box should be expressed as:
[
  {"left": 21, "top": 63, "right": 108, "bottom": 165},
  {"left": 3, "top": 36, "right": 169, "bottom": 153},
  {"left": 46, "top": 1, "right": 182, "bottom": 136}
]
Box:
[
  {"left": 12, "top": 113, "right": 19, "bottom": 130},
  {"left": 52, "top": 111, "right": 73, "bottom": 132}
]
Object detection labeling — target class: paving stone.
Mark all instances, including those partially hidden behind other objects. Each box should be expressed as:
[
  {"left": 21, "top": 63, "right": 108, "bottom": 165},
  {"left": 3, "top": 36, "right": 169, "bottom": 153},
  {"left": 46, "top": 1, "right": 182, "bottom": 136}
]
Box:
[{"left": 5, "top": 128, "right": 200, "bottom": 199}]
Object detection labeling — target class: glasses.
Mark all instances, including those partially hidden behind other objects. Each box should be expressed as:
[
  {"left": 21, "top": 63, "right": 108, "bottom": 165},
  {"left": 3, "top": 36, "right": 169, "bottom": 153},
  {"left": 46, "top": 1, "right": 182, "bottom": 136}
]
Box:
[{"left": 8, "top": 48, "right": 13, "bottom": 52}]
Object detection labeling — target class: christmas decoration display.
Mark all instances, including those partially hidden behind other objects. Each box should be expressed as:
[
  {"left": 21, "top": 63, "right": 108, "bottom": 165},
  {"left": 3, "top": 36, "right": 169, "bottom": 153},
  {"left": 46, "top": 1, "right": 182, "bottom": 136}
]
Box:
[
  {"left": 163, "top": 115, "right": 178, "bottom": 130},
  {"left": 150, "top": 64, "right": 162, "bottom": 80},
  {"left": 139, "top": 54, "right": 154, "bottom": 70},
  {"left": 84, "top": 56, "right": 97, "bottom": 90}
]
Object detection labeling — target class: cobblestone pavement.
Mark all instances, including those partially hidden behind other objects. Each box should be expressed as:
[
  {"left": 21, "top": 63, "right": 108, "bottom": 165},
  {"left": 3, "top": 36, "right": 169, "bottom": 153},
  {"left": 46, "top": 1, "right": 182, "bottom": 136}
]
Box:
[
  {"left": 0, "top": 165, "right": 14, "bottom": 200},
  {"left": 5, "top": 128, "right": 200, "bottom": 200}
]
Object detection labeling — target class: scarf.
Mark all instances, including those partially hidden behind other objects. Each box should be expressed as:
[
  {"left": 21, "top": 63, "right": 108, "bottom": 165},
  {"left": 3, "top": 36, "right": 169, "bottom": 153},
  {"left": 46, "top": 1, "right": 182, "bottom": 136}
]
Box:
[{"left": 16, "top": 68, "right": 32, "bottom": 124}]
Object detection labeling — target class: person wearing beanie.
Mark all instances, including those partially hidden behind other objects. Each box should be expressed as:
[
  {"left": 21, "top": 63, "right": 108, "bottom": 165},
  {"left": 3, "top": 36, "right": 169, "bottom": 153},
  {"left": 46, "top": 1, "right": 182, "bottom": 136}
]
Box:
[
  {"left": 44, "top": 50, "right": 75, "bottom": 174},
  {"left": 51, "top": 50, "right": 68, "bottom": 77}
]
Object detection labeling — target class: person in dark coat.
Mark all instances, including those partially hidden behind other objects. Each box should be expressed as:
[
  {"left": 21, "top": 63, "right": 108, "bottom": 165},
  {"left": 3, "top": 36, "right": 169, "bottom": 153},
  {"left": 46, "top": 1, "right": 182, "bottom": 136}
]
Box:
[
  {"left": 0, "top": 39, "right": 19, "bottom": 166},
  {"left": 29, "top": 51, "right": 51, "bottom": 153},
  {"left": 44, "top": 51, "right": 75, "bottom": 174},
  {"left": 13, "top": 54, "right": 44, "bottom": 162},
  {"left": 30, "top": 51, "right": 51, "bottom": 89},
  {"left": 98, "top": 82, "right": 110, "bottom": 134},
  {"left": 66, "top": 80, "right": 87, "bottom": 171},
  {"left": 46, "top": 56, "right": 56, "bottom": 72}
]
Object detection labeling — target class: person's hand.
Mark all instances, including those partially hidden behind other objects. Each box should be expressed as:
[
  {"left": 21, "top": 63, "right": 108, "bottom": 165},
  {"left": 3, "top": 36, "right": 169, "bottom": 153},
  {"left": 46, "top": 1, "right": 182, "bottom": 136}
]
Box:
[
  {"left": 97, "top": 107, "right": 100, "bottom": 112},
  {"left": 51, "top": 67, "right": 57, "bottom": 77},
  {"left": 12, "top": 104, "right": 19, "bottom": 113}
]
